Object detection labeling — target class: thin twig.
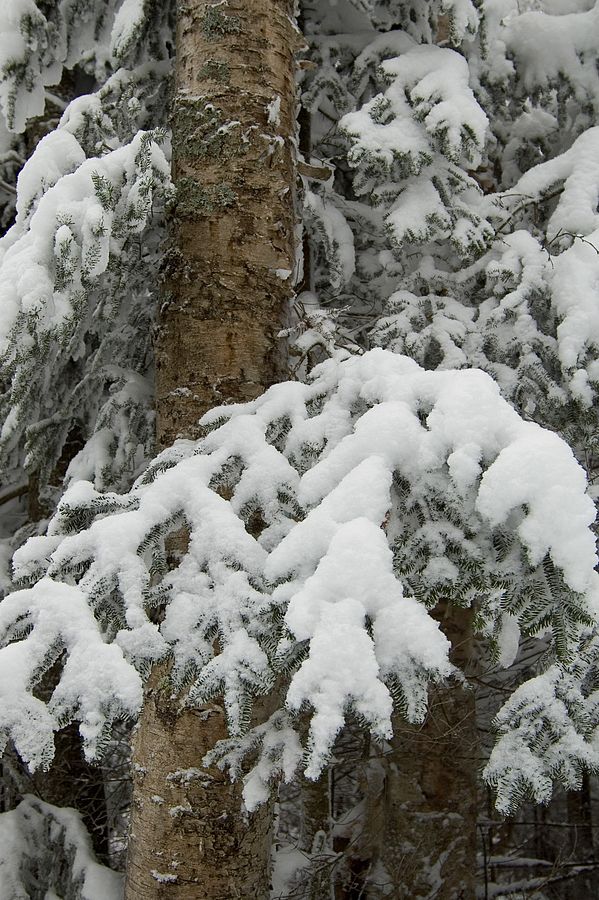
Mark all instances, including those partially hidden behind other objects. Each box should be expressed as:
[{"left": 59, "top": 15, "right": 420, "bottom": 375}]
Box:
[
  {"left": 493, "top": 187, "right": 563, "bottom": 237},
  {"left": 0, "top": 177, "right": 16, "bottom": 196},
  {"left": 0, "top": 483, "right": 28, "bottom": 507}
]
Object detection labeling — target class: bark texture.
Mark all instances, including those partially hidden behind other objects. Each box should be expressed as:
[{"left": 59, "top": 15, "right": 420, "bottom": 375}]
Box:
[
  {"left": 125, "top": 666, "right": 277, "bottom": 898},
  {"left": 156, "top": 0, "right": 300, "bottom": 442},
  {"left": 125, "top": 1, "right": 298, "bottom": 896}
]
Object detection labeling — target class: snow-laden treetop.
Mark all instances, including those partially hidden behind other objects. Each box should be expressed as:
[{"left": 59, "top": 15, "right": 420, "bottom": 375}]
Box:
[{"left": 1, "top": 349, "right": 597, "bottom": 810}]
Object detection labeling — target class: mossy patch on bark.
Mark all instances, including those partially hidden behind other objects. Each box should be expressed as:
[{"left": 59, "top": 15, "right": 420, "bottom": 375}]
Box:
[
  {"left": 174, "top": 177, "right": 238, "bottom": 217},
  {"left": 198, "top": 59, "right": 231, "bottom": 84},
  {"left": 201, "top": 5, "right": 241, "bottom": 41},
  {"left": 172, "top": 96, "right": 247, "bottom": 162}
]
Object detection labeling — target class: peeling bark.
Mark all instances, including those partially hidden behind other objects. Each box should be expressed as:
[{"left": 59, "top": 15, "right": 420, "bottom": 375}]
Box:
[
  {"left": 125, "top": 666, "right": 277, "bottom": 898},
  {"left": 155, "top": 0, "right": 300, "bottom": 442}
]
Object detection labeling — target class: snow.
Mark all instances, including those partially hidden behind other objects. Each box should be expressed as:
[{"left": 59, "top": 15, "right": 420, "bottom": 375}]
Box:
[
  {"left": 496, "top": 613, "right": 521, "bottom": 669},
  {"left": 0, "top": 104, "right": 170, "bottom": 501},
  {"left": 512, "top": 127, "right": 599, "bottom": 240},
  {"left": 271, "top": 843, "right": 311, "bottom": 899},
  {"left": 481, "top": 127, "right": 599, "bottom": 402},
  {"left": 304, "top": 190, "right": 355, "bottom": 290},
  {"left": 342, "top": 40, "right": 488, "bottom": 172},
  {"left": 151, "top": 870, "right": 178, "bottom": 884},
  {"left": 441, "top": 0, "right": 479, "bottom": 39},
  {"left": 382, "top": 46, "right": 488, "bottom": 163},
  {"left": 286, "top": 590, "right": 395, "bottom": 778},
  {"left": 0, "top": 577, "right": 143, "bottom": 768},
  {"left": 1, "top": 0, "right": 599, "bottom": 849},
  {"left": 340, "top": 36, "right": 492, "bottom": 260},
  {"left": 266, "top": 95, "right": 281, "bottom": 126},
  {"left": 13, "top": 130, "right": 86, "bottom": 225},
  {"left": 374, "top": 290, "right": 476, "bottom": 370},
  {"left": 111, "top": 0, "right": 146, "bottom": 59},
  {"left": 0, "top": 796, "right": 122, "bottom": 899},
  {"left": 0, "top": 130, "right": 169, "bottom": 355},
  {"left": 504, "top": 1, "right": 599, "bottom": 101},
  {"left": 281, "top": 512, "right": 452, "bottom": 743},
  {"left": 387, "top": 177, "right": 452, "bottom": 245},
  {"left": 2, "top": 349, "right": 596, "bottom": 794},
  {"left": 476, "top": 427, "right": 596, "bottom": 593},
  {"left": 206, "top": 710, "right": 303, "bottom": 812},
  {"left": 486, "top": 662, "right": 599, "bottom": 814},
  {"left": 0, "top": 1, "right": 49, "bottom": 133}
]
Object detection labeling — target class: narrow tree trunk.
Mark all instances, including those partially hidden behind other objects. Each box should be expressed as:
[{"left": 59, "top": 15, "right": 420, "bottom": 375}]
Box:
[
  {"left": 567, "top": 772, "right": 595, "bottom": 862},
  {"left": 124, "top": 1, "right": 298, "bottom": 896},
  {"left": 295, "top": 772, "right": 334, "bottom": 899},
  {"left": 353, "top": 605, "right": 478, "bottom": 900},
  {"left": 381, "top": 605, "right": 477, "bottom": 899},
  {"left": 564, "top": 772, "right": 596, "bottom": 900},
  {"left": 300, "top": 773, "right": 330, "bottom": 854}
]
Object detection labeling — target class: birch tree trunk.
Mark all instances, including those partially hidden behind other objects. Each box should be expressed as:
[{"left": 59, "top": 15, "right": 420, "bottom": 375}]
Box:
[
  {"left": 156, "top": 0, "right": 299, "bottom": 443},
  {"left": 124, "top": 1, "right": 298, "bottom": 896}
]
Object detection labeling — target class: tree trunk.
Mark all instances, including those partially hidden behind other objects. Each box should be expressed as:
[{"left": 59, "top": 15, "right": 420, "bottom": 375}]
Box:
[
  {"left": 124, "top": 1, "right": 298, "bottom": 896},
  {"left": 354, "top": 605, "right": 478, "bottom": 899},
  {"left": 296, "top": 772, "right": 333, "bottom": 899},
  {"left": 125, "top": 666, "right": 277, "bottom": 898},
  {"left": 564, "top": 772, "right": 596, "bottom": 900},
  {"left": 155, "top": 0, "right": 299, "bottom": 441},
  {"left": 384, "top": 605, "right": 477, "bottom": 899}
]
